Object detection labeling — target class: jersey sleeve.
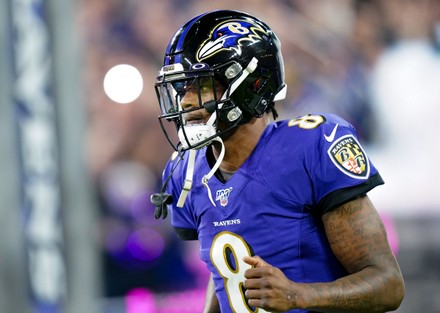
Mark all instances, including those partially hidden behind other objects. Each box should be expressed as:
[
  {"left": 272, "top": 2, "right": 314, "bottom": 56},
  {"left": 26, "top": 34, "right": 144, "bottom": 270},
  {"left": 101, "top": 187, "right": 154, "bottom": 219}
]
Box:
[
  {"left": 162, "top": 152, "right": 199, "bottom": 240},
  {"left": 310, "top": 114, "right": 384, "bottom": 214}
]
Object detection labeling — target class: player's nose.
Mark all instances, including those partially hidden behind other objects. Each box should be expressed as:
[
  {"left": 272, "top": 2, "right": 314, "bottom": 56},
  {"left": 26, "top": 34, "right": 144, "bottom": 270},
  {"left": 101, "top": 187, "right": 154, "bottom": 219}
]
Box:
[{"left": 180, "top": 90, "right": 199, "bottom": 110}]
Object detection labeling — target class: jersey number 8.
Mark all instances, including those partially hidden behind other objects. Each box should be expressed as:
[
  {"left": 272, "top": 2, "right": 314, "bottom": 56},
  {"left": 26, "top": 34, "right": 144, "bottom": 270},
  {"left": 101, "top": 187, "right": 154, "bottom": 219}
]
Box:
[
  {"left": 288, "top": 114, "right": 325, "bottom": 129},
  {"left": 210, "top": 231, "right": 270, "bottom": 313}
]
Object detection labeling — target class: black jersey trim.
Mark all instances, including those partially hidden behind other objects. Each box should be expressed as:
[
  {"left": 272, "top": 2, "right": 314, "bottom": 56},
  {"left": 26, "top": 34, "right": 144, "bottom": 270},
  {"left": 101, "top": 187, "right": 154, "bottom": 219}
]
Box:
[
  {"left": 174, "top": 227, "right": 198, "bottom": 241},
  {"left": 318, "top": 172, "right": 384, "bottom": 215}
]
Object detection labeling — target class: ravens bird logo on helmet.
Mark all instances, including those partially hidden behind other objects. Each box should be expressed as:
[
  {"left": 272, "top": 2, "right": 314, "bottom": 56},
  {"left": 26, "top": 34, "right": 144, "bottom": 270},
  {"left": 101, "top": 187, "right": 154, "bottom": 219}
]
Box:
[{"left": 197, "top": 20, "right": 267, "bottom": 61}]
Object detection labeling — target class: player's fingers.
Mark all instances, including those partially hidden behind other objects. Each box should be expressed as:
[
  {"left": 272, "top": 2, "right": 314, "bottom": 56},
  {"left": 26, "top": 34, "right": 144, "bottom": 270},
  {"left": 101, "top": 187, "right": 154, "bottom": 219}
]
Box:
[
  {"left": 243, "top": 255, "right": 258, "bottom": 267},
  {"left": 245, "top": 288, "right": 261, "bottom": 300},
  {"left": 247, "top": 298, "right": 265, "bottom": 310},
  {"left": 243, "top": 255, "right": 269, "bottom": 268},
  {"left": 243, "top": 277, "right": 261, "bottom": 289},
  {"left": 244, "top": 266, "right": 276, "bottom": 279}
]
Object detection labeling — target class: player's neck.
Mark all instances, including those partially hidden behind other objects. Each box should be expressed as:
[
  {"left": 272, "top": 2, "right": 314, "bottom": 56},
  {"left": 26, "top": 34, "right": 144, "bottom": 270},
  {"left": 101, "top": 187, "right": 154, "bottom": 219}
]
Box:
[{"left": 211, "top": 115, "right": 269, "bottom": 172}]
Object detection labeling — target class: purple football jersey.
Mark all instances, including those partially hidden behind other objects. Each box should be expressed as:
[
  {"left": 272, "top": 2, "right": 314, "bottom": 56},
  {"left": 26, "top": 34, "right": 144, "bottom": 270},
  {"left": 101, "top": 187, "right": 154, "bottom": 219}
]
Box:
[{"left": 163, "top": 113, "right": 384, "bottom": 313}]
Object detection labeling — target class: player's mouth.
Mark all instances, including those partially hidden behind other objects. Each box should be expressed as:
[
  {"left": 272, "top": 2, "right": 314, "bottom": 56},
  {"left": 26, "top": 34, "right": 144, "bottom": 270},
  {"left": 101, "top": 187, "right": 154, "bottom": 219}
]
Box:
[
  {"left": 185, "top": 118, "right": 207, "bottom": 126},
  {"left": 184, "top": 112, "right": 208, "bottom": 125}
]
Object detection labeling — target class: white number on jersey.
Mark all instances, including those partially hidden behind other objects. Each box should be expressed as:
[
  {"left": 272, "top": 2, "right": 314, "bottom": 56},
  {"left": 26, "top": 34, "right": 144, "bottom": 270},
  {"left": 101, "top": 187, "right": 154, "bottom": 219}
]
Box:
[{"left": 210, "top": 231, "right": 270, "bottom": 313}]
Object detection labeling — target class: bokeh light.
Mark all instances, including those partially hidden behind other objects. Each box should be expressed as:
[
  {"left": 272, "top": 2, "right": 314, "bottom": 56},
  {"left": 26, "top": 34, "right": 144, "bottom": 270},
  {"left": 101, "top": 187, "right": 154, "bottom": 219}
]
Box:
[
  {"left": 103, "top": 64, "right": 143, "bottom": 104},
  {"left": 126, "top": 228, "right": 165, "bottom": 262}
]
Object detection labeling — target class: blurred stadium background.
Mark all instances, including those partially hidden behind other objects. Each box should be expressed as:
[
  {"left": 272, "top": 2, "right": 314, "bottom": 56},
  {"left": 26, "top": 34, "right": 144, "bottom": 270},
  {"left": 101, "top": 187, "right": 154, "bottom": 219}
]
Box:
[{"left": 1, "top": 0, "right": 439, "bottom": 312}]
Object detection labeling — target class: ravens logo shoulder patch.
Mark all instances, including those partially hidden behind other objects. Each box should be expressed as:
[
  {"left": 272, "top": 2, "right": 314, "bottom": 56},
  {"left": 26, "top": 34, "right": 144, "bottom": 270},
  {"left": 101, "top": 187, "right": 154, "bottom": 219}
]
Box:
[{"left": 327, "top": 134, "right": 369, "bottom": 179}]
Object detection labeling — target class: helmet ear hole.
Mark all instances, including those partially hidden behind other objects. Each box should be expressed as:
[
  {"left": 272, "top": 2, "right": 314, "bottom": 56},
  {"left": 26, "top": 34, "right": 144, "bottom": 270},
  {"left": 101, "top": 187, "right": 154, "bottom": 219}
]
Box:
[
  {"left": 253, "top": 78, "right": 263, "bottom": 91},
  {"left": 253, "top": 77, "right": 269, "bottom": 94}
]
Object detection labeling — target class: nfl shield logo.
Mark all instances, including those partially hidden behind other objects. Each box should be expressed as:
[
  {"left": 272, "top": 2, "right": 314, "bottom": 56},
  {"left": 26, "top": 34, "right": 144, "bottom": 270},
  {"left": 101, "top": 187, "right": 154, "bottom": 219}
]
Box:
[{"left": 215, "top": 187, "right": 233, "bottom": 207}]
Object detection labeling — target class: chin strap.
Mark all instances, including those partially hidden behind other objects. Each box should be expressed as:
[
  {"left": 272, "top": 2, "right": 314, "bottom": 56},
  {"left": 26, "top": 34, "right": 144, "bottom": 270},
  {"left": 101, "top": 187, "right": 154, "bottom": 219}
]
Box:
[
  {"left": 176, "top": 137, "right": 225, "bottom": 208},
  {"left": 176, "top": 148, "right": 196, "bottom": 207},
  {"left": 202, "top": 137, "right": 225, "bottom": 207}
]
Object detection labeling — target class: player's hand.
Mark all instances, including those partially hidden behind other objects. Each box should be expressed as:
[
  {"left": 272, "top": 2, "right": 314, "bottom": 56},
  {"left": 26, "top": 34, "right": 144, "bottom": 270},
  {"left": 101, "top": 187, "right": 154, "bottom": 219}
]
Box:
[{"left": 243, "top": 255, "right": 302, "bottom": 312}]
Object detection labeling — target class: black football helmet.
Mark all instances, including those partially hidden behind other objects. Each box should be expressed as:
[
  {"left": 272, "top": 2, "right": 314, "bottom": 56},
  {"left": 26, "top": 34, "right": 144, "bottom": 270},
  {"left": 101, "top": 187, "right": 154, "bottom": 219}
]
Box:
[{"left": 155, "top": 9, "right": 287, "bottom": 151}]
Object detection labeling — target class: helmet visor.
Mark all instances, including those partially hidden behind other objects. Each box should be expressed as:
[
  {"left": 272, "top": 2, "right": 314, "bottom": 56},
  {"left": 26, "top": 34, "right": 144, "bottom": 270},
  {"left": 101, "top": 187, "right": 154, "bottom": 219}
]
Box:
[
  {"left": 155, "top": 74, "right": 224, "bottom": 119},
  {"left": 155, "top": 73, "right": 226, "bottom": 150}
]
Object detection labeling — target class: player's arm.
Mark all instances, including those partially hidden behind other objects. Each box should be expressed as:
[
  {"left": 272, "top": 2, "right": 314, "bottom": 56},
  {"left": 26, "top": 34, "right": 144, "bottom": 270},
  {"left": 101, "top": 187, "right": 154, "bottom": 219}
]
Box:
[
  {"left": 203, "top": 273, "right": 220, "bottom": 313},
  {"left": 243, "top": 195, "right": 404, "bottom": 312},
  {"left": 304, "top": 194, "right": 405, "bottom": 312}
]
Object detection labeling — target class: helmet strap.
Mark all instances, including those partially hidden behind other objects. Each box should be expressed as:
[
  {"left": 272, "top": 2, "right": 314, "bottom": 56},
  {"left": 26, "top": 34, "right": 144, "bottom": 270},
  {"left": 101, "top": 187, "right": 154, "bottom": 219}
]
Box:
[
  {"left": 202, "top": 137, "right": 225, "bottom": 207},
  {"left": 176, "top": 136, "right": 225, "bottom": 208},
  {"left": 176, "top": 148, "right": 197, "bottom": 207}
]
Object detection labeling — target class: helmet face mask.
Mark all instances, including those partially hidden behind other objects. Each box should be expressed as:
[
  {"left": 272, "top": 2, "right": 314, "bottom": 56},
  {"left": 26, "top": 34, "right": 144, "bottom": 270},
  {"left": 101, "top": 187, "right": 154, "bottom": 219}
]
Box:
[
  {"left": 156, "top": 68, "right": 246, "bottom": 150},
  {"left": 156, "top": 70, "right": 229, "bottom": 150},
  {"left": 155, "top": 10, "right": 287, "bottom": 151}
]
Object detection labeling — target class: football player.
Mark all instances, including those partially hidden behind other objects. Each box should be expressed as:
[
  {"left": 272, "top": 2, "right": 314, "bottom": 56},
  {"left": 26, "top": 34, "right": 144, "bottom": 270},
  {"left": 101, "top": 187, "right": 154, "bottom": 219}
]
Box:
[{"left": 151, "top": 9, "right": 404, "bottom": 313}]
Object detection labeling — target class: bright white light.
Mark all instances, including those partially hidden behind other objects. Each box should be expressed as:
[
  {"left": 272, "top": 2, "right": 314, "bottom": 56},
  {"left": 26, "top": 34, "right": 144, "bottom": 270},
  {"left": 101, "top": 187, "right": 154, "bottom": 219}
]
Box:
[{"left": 103, "top": 64, "right": 143, "bottom": 104}]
